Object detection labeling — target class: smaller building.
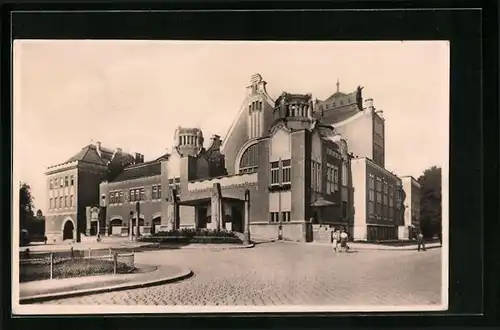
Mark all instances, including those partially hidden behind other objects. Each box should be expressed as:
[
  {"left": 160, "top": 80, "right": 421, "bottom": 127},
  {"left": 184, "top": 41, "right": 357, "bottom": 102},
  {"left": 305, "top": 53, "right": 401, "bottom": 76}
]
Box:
[
  {"left": 351, "top": 157, "right": 403, "bottom": 241},
  {"left": 400, "top": 176, "right": 421, "bottom": 240}
]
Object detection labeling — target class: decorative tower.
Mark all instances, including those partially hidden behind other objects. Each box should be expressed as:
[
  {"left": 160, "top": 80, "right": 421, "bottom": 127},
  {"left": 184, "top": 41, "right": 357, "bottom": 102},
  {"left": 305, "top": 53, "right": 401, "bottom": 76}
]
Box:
[
  {"left": 246, "top": 73, "right": 269, "bottom": 139},
  {"left": 174, "top": 126, "right": 204, "bottom": 157},
  {"left": 274, "top": 92, "right": 316, "bottom": 131}
]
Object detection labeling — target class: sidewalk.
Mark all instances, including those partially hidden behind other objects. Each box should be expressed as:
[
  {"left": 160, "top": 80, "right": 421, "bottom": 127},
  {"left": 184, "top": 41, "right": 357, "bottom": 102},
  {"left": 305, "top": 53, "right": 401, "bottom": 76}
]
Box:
[
  {"left": 251, "top": 236, "right": 442, "bottom": 251},
  {"left": 19, "top": 264, "right": 193, "bottom": 303}
]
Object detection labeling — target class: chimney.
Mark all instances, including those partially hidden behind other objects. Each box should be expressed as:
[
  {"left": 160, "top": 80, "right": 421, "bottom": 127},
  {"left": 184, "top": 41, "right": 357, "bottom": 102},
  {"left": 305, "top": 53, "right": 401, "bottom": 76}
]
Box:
[
  {"left": 135, "top": 152, "right": 144, "bottom": 164},
  {"left": 116, "top": 147, "right": 122, "bottom": 154},
  {"left": 375, "top": 109, "right": 384, "bottom": 119},
  {"left": 365, "top": 98, "right": 374, "bottom": 111}
]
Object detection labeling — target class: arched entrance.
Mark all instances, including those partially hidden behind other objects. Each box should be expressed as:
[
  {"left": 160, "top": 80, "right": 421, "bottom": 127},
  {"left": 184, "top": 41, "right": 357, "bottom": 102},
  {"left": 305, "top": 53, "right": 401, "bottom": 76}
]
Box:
[
  {"left": 109, "top": 218, "right": 123, "bottom": 236},
  {"left": 63, "top": 220, "right": 75, "bottom": 240}
]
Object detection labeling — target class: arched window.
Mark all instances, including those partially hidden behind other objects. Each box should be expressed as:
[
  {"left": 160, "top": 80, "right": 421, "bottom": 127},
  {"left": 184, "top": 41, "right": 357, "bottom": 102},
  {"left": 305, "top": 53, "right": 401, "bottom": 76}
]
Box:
[{"left": 239, "top": 144, "right": 259, "bottom": 174}]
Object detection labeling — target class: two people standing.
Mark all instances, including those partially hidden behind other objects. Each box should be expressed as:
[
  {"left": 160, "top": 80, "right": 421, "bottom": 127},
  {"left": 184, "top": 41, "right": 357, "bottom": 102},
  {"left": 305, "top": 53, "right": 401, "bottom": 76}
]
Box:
[{"left": 332, "top": 227, "right": 349, "bottom": 253}]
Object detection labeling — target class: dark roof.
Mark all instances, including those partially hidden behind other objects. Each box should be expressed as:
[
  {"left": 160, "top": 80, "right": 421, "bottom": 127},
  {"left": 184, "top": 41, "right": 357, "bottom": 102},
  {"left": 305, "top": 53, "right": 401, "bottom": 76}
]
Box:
[
  {"left": 324, "top": 91, "right": 347, "bottom": 101},
  {"left": 155, "top": 153, "right": 170, "bottom": 161},
  {"left": 319, "top": 104, "right": 361, "bottom": 125},
  {"left": 111, "top": 160, "right": 162, "bottom": 182},
  {"left": 66, "top": 145, "right": 106, "bottom": 165}
]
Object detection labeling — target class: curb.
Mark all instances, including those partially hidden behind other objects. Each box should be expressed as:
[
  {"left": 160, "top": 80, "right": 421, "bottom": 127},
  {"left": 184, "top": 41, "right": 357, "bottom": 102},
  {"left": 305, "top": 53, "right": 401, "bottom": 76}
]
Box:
[
  {"left": 153, "top": 243, "right": 255, "bottom": 250},
  {"left": 19, "top": 266, "right": 193, "bottom": 304},
  {"left": 272, "top": 239, "right": 442, "bottom": 251}
]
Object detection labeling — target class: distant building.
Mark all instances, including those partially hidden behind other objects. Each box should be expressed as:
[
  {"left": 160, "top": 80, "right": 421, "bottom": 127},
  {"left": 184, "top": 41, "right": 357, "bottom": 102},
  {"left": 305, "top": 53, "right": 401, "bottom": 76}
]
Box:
[
  {"left": 45, "top": 74, "right": 418, "bottom": 242},
  {"left": 400, "top": 176, "right": 421, "bottom": 239}
]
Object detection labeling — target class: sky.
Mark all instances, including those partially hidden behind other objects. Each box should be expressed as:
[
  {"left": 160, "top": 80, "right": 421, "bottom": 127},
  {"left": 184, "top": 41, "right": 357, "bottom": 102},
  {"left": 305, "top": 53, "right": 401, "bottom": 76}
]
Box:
[{"left": 13, "top": 40, "right": 449, "bottom": 213}]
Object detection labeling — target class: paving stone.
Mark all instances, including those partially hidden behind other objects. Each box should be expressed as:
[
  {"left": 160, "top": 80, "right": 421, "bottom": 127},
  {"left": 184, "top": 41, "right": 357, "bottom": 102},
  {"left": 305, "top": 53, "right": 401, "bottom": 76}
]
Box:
[{"left": 40, "top": 242, "right": 442, "bottom": 306}]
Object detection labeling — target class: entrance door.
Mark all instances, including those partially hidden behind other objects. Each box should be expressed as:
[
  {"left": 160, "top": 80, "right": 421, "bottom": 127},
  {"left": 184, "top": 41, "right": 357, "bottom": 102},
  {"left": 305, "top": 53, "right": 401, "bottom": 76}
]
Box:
[
  {"left": 63, "top": 220, "right": 74, "bottom": 240},
  {"left": 231, "top": 207, "right": 243, "bottom": 233},
  {"left": 197, "top": 207, "right": 207, "bottom": 229}
]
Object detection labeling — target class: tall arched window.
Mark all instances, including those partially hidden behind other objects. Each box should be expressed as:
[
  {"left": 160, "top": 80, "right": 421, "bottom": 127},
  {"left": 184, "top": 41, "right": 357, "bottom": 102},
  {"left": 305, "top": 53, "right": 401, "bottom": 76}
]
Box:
[{"left": 239, "top": 144, "right": 259, "bottom": 174}]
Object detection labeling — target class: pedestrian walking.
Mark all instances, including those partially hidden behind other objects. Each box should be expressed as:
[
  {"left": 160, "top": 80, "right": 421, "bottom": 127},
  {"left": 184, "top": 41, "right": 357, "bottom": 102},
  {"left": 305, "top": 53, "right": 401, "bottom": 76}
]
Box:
[
  {"left": 340, "top": 229, "right": 349, "bottom": 253},
  {"left": 332, "top": 227, "right": 339, "bottom": 253},
  {"left": 417, "top": 231, "right": 426, "bottom": 251}
]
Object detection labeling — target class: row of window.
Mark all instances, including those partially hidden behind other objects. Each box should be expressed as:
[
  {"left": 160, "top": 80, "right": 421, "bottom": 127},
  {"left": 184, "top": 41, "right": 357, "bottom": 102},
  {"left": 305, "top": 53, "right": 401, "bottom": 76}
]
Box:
[
  {"left": 285, "top": 104, "right": 311, "bottom": 118},
  {"left": 49, "top": 195, "right": 75, "bottom": 209},
  {"left": 249, "top": 100, "right": 263, "bottom": 113},
  {"left": 179, "top": 135, "right": 199, "bottom": 146},
  {"left": 368, "top": 201, "right": 396, "bottom": 221},
  {"left": 107, "top": 179, "right": 180, "bottom": 205},
  {"left": 324, "top": 98, "right": 350, "bottom": 110},
  {"left": 270, "top": 159, "right": 291, "bottom": 186},
  {"left": 326, "top": 163, "right": 340, "bottom": 194},
  {"left": 311, "top": 161, "right": 322, "bottom": 192},
  {"left": 269, "top": 211, "right": 291, "bottom": 223},
  {"left": 239, "top": 144, "right": 259, "bottom": 173},
  {"left": 49, "top": 175, "right": 75, "bottom": 189}
]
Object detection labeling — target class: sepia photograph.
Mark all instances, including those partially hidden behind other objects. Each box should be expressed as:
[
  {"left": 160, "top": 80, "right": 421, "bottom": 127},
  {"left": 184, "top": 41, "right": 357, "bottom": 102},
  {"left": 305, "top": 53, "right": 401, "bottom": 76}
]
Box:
[{"left": 13, "top": 40, "right": 449, "bottom": 315}]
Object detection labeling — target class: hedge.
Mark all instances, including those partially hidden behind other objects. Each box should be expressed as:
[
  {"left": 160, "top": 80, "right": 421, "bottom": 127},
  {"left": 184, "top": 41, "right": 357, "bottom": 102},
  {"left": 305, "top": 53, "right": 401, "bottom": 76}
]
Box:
[
  {"left": 139, "top": 236, "right": 243, "bottom": 245},
  {"left": 149, "top": 228, "right": 239, "bottom": 238},
  {"left": 19, "top": 258, "right": 131, "bottom": 283}
]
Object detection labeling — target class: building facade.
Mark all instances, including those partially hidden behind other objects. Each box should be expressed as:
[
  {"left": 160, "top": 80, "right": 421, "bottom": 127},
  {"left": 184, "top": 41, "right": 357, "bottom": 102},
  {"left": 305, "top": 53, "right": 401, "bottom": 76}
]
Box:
[
  {"left": 400, "top": 176, "right": 421, "bottom": 239},
  {"left": 45, "top": 74, "right": 418, "bottom": 243}
]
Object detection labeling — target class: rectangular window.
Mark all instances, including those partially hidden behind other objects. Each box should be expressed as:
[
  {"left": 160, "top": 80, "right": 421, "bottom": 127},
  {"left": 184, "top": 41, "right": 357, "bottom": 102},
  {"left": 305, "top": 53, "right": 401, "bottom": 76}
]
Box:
[
  {"left": 70, "top": 175, "right": 74, "bottom": 186},
  {"left": 158, "top": 185, "right": 162, "bottom": 199},
  {"left": 119, "top": 191, "right": 123, "bottom": 203},
  {"left": 64, "top": 196, "right": 67, "bottom": 207},
  {"left": 369, "top": 189, "right": 375, "bottom": 202},
  {"left": 326, "top": 163, "right": 335, "bottom": 194},
  {"left": 152, "top": 186, "right": 157, "bottom": 200},
  {"left": 49, "top": 180, "right": 53, "bottom": 189},
  {"left": 49, "top": 198, "right": 53, "bottom": 209},
  {"left": 70, "top": 195, "right": 74, "bottom": 207},
  {"left": 109, "top": 192, "right": 114, "bottom": 204},
  {"left": 270, "top": 161, "right": 280, "bottom": 185},
  {"left": 64, "top": 176, "right": 69, "bottom": 187},
  {"left": 130, "top": 189, "right": 135, "bottom": 202},
  {"left": 59, "top": 197, "right": 63, "bottom": 208},
  {"left": 368, "top": 201, "right": 374, "bottom": 215},
  {"left": 281, "top": 159, "right": 291, "bottom": 184},
  {"left": 269, "top": 212, "right": 280, "bottom": 223},
  {"left": 333, "top": 166, "right": 339, "bottom": 192},
  {"left": 282, "top": 211, "right": 291, "bottom": 222},
  {"left": 60, "top": 178, "right": 64, "bottom": 188},
  {"left": 342, "top": 163, "right": 348, "bottom": 186},
  {"left": 140, "top": 188, "right": 145, "bottom": 201}
]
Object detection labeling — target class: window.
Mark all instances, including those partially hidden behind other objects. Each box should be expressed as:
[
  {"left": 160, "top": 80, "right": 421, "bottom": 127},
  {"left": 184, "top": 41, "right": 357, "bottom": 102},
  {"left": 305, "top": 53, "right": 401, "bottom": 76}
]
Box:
[
  {"left": 110, "top": 192, "right": 114, "bottom": 204},
  {"left": 326, "top": 163, "right": 334, "bottom": 194},
  {"left": 239, "top": 144, "right": 259, "bottom": 174},
  {"left": 139, "top": 188, "right": 144, "bottom": 201},
  {"left": 281, "top": 159, "right": 291, "bottom": 184},
  {"left": 368, "top": 201, "right": 374, "bottom": 216},
  {"left": 333, "top": 166, "right": 339, "bottom": 192},
  {"left": 342, "top": 162, "right": 348, "bottom": 186},
  {"left": 311, "top": 160, "right": 322, "bottom": 192},
  {"left": 49, "top": 180, "right": 53, "bottom": 189},
  {"left": 369, "top": 189, "right": 375, "bottom": 202},
  {"left": 332, "top": 102, "right": 336, "bottom": 107},
  {"left": 64, "top": 176, "right": 69, "bottom": 187},
  {"left": 269, "top": 212, "right": 279, "bottom": 223},
  {"left": 59, "top": 197, "right": 63, "bottom": 208},
  {"left": 130, "top": 189, "right": 136, "bottom": 202},
  {"left": 70, "top": 195, "right": 74, "bottom": 207},
  {"left": 64, "top": 196, "right": 67, "bottom": 207},
  {"left": 152, "top": 186, "right": 157, "bottom": 200},
  {"left": 282, "top": 211, "right": 291, "bottom": 222},
  {"left": 60, "top": 178, "right": 64, "bottom": 188},
  {"left": 70, "top": 175, "right": 74, "bottom": 186},
  {"left": 270, "top": 162, "right": 280, "bottom": 185},
  {"left": 49, "top": 198, "right": 53, "bottom": 209},
  {"left": 157, "top": 185, "right": 162, "bottom": 199}
]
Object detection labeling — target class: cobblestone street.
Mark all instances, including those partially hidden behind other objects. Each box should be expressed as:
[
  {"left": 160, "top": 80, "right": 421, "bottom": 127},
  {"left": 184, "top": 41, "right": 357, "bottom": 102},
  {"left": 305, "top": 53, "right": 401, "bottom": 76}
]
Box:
[{"left": 39, "top": 242, "right": 442, "bottom": 306}]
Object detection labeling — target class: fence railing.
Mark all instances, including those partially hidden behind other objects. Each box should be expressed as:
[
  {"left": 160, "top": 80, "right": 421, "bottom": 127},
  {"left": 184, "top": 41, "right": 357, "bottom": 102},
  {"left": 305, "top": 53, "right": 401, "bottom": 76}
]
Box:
[{"left": 19, "top": 247, "right": 135, "bottom": 282}]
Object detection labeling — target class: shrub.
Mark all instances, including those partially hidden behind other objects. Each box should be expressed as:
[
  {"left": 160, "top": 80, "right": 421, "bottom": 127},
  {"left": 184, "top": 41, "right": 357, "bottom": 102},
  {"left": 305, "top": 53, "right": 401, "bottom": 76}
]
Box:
[
  {"left": 19, "top": 257, "right": 132, "bottom": 282},
  {"left": 150, "top": 228, "right": 238, "bottom": 239}
]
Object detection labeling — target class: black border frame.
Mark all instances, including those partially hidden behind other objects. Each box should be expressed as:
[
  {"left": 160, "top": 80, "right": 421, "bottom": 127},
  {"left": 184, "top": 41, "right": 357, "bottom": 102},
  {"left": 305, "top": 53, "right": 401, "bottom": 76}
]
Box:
[{"left": 2, "top": 2, "right": 498, "bottom": 329}]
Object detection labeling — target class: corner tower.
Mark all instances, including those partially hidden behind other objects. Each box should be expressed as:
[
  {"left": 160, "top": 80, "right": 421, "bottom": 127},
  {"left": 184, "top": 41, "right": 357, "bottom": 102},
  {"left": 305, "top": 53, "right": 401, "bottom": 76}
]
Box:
[{"left": 174, "top": 127, "right": 204, "bottom": 157}]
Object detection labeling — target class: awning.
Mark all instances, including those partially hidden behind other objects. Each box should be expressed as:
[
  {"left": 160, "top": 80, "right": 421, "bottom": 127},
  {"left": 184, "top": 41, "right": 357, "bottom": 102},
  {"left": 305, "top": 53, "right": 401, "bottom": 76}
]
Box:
[{"left": 310, "top": 198, "right": 338, "bottom": 207}]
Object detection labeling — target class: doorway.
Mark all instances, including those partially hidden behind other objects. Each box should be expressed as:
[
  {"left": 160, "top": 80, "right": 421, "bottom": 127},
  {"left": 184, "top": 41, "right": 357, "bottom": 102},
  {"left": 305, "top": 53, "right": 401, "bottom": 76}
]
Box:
[
  {"left": 63, "top": 220, "right": 74, "bottom": 240},
  {"left": 231, "top": 206, "right": 243, "bottom": 233},
  {"left": 197, "top": 207, "right": 207, "bottom": 229}
]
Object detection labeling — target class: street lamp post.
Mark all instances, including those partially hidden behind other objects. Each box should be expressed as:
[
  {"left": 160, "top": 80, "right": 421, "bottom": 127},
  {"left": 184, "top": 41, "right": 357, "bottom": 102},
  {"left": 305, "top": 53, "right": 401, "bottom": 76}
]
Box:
[
  {"left": 129, "top": 211, "right": 134, "bottom": 241},
  {"left": 135, "top": 201, "right": 140, "bottom": 240},
  {"left": 243, "top": 189, "right": 251, "bottom": 245}
]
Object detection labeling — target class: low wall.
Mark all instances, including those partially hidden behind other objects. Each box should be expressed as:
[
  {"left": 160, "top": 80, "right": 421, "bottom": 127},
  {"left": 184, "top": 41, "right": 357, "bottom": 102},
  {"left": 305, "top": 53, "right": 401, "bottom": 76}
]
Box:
[
  {"left": 312, "top": 224, "right": 333, "bottom": 243},
  {"left": 250, "top": 222, "right": 306, "bottom": 242}
]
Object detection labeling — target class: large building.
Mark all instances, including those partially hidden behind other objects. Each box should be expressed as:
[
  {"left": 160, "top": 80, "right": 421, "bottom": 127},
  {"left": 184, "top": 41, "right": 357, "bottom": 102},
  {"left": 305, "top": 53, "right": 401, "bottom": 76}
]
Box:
[{"left": 44, "top": 74, "right": 418, "bottom": 243}]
